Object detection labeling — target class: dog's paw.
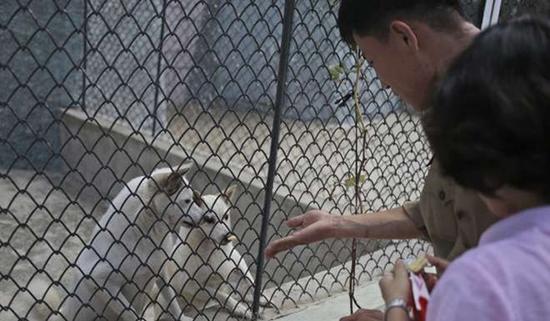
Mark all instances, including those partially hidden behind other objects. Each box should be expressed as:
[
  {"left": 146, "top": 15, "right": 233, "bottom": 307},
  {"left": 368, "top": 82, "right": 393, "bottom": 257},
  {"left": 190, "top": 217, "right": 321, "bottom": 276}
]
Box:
[
  {"left": 253, "top": 311, "right": 266, "bottom": 320},
  {"left": 243, "top": 295, "right": 273, "bottom": 309},
  {"left": 229, "top": 303, "right": 254, "bottom": 320},
  {"left": 258, "top": 296, "right": 271, "bottom": 307}
]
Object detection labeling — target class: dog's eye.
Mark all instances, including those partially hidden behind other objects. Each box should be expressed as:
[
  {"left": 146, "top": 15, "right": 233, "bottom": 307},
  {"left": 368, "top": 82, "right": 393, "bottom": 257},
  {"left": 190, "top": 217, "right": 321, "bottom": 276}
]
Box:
[
  {"left": 184, "top": 199, "right": 191, "bottom": 204},
  {"left": 223, "top": 214, "right": 229, "bottom": 221},
  {"left": 204, "top": 216, "right": 215, "bottom": 224}
]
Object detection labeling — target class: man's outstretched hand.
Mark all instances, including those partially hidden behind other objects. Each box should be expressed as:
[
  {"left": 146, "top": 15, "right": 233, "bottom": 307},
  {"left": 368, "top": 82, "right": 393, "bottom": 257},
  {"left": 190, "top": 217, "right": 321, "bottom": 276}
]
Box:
[{"left": 264, "top": 210, "right": 343, "bottom": 258}]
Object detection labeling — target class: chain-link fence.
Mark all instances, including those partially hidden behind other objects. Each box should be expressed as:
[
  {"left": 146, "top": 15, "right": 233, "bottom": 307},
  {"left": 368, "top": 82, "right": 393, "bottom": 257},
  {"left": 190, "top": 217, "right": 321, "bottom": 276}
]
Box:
[{"left": 1, "top": 1, "right": 543, "bottom": 321}]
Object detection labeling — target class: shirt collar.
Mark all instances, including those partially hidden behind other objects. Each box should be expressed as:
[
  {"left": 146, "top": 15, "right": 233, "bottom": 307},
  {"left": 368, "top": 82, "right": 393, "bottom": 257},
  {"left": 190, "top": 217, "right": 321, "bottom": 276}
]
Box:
[{"left": 480, "top": 205, "right": 550, "bottom": 245}]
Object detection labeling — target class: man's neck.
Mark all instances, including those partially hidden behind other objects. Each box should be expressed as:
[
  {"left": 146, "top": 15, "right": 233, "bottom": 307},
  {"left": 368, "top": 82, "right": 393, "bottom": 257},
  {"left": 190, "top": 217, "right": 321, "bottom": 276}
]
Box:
[{"left": 430, "top": 21, "right": 480, "bottom": 77}]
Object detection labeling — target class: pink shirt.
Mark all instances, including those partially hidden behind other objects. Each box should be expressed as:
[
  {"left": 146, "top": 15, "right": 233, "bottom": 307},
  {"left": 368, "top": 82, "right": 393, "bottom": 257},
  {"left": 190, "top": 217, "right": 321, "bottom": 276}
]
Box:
[{"left": 427, "top": 206, "right": 550, "bottom": 321}]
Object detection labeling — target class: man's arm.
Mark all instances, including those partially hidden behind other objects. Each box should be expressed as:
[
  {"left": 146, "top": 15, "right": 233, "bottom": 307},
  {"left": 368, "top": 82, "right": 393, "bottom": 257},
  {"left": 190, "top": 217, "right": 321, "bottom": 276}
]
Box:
[{"left": 264, "top": 207, "right": 422, "bottom": 258}]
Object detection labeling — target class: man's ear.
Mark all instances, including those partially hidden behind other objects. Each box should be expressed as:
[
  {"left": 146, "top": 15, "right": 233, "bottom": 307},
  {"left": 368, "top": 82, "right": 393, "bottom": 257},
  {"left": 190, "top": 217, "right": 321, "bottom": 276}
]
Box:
[
  {"left": 389, "top": 20, "right": 419, "bottom": 52},
  {"left": 221, "top": 184, "right": 239, "bottom": 204}
]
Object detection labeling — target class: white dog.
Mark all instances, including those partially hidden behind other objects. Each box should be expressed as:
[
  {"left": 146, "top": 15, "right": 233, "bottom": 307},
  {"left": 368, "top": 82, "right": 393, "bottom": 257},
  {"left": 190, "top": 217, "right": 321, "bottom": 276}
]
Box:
[
  {"left": 34, "top": 162, "right": 204, "bottom": 321},
  {"left": 150, "top": 186, "right": 269, "bottom": 320}
]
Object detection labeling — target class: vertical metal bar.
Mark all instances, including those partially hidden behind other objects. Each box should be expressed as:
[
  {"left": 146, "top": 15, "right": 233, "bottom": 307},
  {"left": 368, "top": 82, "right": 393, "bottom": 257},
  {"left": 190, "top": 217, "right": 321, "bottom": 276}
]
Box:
[
  {"left": 82, "top": 0, "right": 88, "bottom": 111},
  {"left": 252, "top": 0, "right": 295, "bottom": 318},
  {"left": 490, "top": 0, "right": 503, "bottom": 26},
  {"left": 481, "top": 0, "right": 503, "bottom": 29},
  {"left": 152, "top": 0, "right": 168, "bottom": 135}
]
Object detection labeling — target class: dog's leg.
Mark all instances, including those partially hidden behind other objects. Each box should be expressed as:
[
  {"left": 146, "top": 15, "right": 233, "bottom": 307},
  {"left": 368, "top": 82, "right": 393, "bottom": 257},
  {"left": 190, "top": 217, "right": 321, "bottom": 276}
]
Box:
[
  {"left": 212, "top": 286, "right": 255, "bottom": 320},
  {"left": 155, "top": 276, "right": 187, "bottom": 320},
  {"left": 222, "top": 245, "right": 270, "bottom": 308},
  {"left": 129, "top": 265, "right": 186, "bottom": 321},
  {"left": 154, "top": 256, "right": 194, "bottom": 321},
  {"left": 60, "top": 280, "right": 142, "bottom": 321}
]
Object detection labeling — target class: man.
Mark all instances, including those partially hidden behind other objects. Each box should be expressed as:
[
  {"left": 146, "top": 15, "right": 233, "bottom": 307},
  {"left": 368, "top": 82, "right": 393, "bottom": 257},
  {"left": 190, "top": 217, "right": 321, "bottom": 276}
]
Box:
[
  {"left": 379, "top": 15, "right": 550, "bottom": 321},
  {"left": 266, "top": 1, "right": 497, "bottom": 271}
]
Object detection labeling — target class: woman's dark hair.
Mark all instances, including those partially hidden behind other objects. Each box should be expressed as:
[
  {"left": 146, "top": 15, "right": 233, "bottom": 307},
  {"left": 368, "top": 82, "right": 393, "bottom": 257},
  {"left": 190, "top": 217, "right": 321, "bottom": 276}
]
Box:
[
  {"left": 424, "top": 15, "right": 550, "bottom": 200},
  {"left": 337, "top": 0, "right": 465, "bottom": 46}
]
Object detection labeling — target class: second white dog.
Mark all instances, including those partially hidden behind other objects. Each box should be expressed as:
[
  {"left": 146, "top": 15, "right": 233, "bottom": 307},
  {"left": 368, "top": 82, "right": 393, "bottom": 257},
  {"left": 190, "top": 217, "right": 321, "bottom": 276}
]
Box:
[{"left": 149, "top": 186, "right": 269, "bottom": 320}]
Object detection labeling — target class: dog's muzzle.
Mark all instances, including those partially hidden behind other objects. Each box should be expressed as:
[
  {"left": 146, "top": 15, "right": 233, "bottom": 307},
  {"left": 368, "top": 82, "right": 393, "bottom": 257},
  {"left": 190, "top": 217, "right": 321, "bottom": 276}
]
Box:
[
  {"left": 220, "top": 232, "right": 237, "bottom": 245},
  {"left": 181, "top": 219, "right": 196, "bottom": 228},
  {"left": 178, "top": 213, "right": 199, "bottom": 228}
]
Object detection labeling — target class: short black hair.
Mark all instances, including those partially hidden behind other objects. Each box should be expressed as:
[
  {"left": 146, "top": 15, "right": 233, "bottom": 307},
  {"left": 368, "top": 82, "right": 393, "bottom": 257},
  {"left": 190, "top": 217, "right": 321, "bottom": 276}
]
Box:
[
  {"left": 337, "top": 0, "right": 466, "bottom": 46},
  {"left": 424, "top": 15, "right": 550, "bottom": 200}
]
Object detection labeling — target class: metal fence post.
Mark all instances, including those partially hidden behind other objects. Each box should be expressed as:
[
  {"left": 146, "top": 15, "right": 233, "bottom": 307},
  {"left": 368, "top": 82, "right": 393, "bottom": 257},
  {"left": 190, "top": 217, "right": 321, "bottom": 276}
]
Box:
[
  {"left": 82, "top": 0, "right": 88, "bottom": 111},
  {"left": 252, "top": 0, "right": 295, "bottom": 318},
  {"left": 481, "top": 0, "right": 503, "bottom": 29},
  {"left": 152, "top": 0, "right": 168, "bottom": 136}
]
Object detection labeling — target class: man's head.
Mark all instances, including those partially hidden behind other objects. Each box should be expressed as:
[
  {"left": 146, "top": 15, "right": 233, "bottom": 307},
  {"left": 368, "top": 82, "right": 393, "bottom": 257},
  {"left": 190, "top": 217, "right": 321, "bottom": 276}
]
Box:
[
  {"left": 338, "top": 0, "right": 476, "bottom": 110},
  {"left": 424, "top": 15, "right": 550, "bottom": 217}
]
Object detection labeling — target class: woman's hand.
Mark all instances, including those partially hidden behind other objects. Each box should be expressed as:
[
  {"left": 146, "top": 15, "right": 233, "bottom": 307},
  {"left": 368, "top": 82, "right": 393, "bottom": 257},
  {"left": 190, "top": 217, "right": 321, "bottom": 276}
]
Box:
[
  {"left": 340, "top": 309, "right": 384, "bottom": 321},
  {"left": 426, "top": 255, "right": 450, "bottom": 275},
  {"left": 379, "top": 260, "right": 410, "bottom": 303}
]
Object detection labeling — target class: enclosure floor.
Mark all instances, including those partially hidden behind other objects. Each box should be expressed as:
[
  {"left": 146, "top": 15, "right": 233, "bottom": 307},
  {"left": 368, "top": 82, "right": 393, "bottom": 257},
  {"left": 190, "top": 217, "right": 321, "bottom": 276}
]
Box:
[
  {"left": 0, "top": 169, "right": 108, "bottom": 321},
  {"left": 272, "top": 278, "right": 384, "bottom": 321}
]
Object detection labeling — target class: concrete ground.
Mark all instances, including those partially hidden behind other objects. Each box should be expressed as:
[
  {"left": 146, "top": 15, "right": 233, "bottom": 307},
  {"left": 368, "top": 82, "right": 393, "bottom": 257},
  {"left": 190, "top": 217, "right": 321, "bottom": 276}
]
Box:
[{"left": 273, "top": 279, "right": 384, "bottom": 321}]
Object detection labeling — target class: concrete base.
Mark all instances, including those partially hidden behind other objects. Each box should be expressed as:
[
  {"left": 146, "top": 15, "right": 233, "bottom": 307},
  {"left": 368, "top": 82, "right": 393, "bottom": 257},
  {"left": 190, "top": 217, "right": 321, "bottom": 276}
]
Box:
[{"left": 272, "top": 279, "right": 384, "bottom": 321}]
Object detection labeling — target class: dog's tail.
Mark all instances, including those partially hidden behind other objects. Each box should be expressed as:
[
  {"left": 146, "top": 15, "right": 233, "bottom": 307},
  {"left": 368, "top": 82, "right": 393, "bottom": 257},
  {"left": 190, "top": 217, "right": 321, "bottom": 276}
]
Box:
[{"left": 27, "top": 275, "right": 64, "bottom": 321}]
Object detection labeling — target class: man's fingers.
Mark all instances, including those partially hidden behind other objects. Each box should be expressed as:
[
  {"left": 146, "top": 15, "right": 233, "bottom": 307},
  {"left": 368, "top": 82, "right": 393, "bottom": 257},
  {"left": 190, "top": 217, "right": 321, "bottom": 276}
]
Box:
[
  {"left": 286, "top": 215, "right": 306, "bottom": 228},
  {"left": 265, "top": 212, "right": 331, "bottom": 258},
  {"left": 265, "top": 225, "right": 326, "bottom": 257},
  {"left": 264, "top": 236, "right": 299, "bottom": 258}
]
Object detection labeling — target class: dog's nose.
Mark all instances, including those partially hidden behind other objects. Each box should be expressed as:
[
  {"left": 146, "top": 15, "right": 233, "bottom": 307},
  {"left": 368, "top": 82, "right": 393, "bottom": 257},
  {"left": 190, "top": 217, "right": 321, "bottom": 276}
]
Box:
[{"left": 220, "top": 232, "right": 237, "bottom": 245}]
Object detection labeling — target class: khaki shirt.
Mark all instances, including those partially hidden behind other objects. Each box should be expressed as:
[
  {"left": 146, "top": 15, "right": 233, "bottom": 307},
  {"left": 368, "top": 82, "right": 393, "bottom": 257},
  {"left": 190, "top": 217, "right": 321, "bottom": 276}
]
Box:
[{"left": 403, "top": 159, "right": 499, "bottom": 260}]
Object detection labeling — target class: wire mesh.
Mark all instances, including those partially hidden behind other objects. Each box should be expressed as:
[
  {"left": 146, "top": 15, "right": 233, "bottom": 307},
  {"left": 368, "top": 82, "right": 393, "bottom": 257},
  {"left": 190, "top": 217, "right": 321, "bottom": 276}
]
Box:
[
  {"left": 499, "top": 0, "right": 550, "bottom": 21},
  {"left": 0, "top": 0, "right": 541, "bottom": 320}
]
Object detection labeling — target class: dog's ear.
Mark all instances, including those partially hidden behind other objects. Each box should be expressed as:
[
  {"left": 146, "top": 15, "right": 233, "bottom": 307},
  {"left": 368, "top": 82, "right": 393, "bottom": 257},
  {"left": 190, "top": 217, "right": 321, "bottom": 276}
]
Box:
[
  {"left": 163, "top": 172, "right": 184, "bottom": 195},
  {"left": 175, "top": 161, "right": 193, "bottom": 177},
  {"left": 166, "top": 161, "right": 194, "bottom": 195},
  {"left": 153, "top": 162, "right": 193, "bottom": 195},
  {"left": 221, "top": 184, "right": 238, "bottom": 204}
]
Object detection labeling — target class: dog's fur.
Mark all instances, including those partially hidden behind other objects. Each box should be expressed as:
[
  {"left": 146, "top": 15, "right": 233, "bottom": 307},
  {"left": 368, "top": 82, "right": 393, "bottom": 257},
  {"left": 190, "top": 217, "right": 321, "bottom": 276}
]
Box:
[
  {"left": 151, "top": 186, "right": 269, "bottom": 320},
  {"left": 35, "top": 163, "right": 204, "bottom": 321}
]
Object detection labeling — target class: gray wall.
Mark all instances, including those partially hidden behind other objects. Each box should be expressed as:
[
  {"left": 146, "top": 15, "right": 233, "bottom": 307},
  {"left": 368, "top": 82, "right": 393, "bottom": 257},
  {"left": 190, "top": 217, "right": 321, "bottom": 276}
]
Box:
[
  {"left": 3, "top": 0, "right": 547, "bottom": 171},
  {"left": 1, "top": 0, "right": 84, "bottom": 171}
]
